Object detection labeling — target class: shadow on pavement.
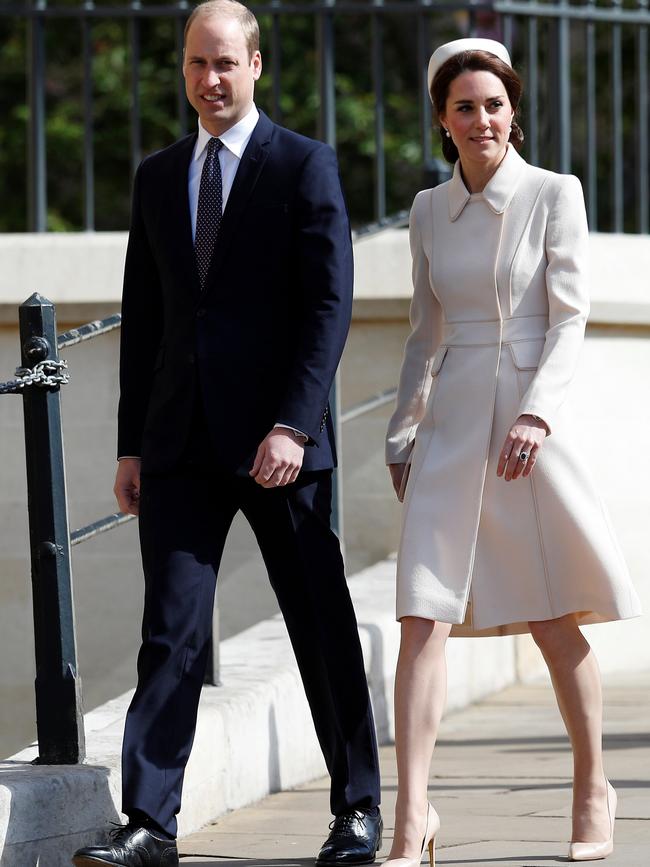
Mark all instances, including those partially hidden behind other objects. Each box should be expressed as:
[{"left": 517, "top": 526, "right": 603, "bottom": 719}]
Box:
[
  {"left": 177, "top": 857, "right": 571, "bottom": 866},
  {"left": 179, "top": 859, "right": 316, "bottom": 866},
  {"left": 435, "top": 733, "right": 650, "bottom": 750},
  {"left": 436, "top": 859, "right": 568, "bottom": 865}
]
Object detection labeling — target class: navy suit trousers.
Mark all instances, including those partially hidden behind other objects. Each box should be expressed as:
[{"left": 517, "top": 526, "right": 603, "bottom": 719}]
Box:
[{"left": 121, "top": 415, "right": 380, "bottom": 836}]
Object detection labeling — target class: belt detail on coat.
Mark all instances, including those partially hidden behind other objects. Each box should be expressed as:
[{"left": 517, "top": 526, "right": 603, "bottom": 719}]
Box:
[{"left": 441, "top": 315, "right": 548, "bottom": 347}]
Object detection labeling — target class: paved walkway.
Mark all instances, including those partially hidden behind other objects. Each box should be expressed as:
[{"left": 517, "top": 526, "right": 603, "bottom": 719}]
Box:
[{"left": 178, "top": 677, "right": 649, "bottom": 866}]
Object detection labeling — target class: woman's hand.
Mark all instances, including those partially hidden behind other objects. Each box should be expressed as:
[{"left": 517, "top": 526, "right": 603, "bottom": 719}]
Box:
[
  {"left": 497, "top": 415, "right": 548, "bottom": 481},
  {"left": 389, "top": 463, "right": 408, "bottom": 499}
]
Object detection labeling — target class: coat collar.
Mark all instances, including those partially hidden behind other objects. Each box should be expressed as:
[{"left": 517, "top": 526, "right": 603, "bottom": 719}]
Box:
[
  {"left": 448, "top": 144, "right": 526, "bottom": 221},
  {"left": 193, "top": 104, "right": 260, "bottom": 162}
]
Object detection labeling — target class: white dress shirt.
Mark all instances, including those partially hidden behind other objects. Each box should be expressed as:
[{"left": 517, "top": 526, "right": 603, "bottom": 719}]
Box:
[{"left": 188, "top": 104, "right": 260, "bottom": 241}]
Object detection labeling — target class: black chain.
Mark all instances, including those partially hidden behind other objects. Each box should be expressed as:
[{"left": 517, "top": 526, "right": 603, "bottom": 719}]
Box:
[{"left": 0, "top": 359, "right": 69, "bottom": 395}]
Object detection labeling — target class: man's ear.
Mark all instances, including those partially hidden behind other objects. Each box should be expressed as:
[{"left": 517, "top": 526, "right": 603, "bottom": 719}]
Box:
[{"left": 252, "top": 50, "right": 262, "bottom": 81}]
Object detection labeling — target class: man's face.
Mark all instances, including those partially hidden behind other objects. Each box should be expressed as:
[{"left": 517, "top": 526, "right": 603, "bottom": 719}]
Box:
[{"left": 183, "top": 14, "right": 262, "bottom": 136}]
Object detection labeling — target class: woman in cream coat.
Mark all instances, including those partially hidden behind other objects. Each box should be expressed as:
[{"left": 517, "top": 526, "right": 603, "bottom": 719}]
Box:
[{"left": 384, "top": 39, "right": 642, "bottom": 866}]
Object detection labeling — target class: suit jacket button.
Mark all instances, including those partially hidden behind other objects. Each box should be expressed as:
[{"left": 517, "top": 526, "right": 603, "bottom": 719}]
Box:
[
  {"left": 187, "top": 353, "right": 195, "bottom": 365},
  {"left": 196, "top": 307, "right": 207, "bottom": 317}
]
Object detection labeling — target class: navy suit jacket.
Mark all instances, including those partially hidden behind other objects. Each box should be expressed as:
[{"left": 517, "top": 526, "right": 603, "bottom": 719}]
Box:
[{"left": 117, "top": 110, "right": 353, "bottom": 475}]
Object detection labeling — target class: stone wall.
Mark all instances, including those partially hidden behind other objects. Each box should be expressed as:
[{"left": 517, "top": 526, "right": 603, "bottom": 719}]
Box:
[{"left": 0, "top": 229, "right": 648, "bottom": 759}]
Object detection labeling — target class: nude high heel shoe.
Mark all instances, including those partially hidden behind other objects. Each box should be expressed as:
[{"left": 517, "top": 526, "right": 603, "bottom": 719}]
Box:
[
  {"left": 568, "top": 780, "right": 617, "bottom": 861},
  {"left": 383, "top": 802, "right": 440, "bottom": 867}
]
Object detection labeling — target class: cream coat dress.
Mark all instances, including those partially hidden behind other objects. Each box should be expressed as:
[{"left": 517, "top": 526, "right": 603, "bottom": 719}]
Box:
[{"left": 386, "top": 145, "right": 642, "bottom": 636}]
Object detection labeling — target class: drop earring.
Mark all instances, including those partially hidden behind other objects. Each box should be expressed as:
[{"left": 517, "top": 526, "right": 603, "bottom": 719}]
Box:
[{"left": 444, "top": 128, "right": 450, "bottom": 138}]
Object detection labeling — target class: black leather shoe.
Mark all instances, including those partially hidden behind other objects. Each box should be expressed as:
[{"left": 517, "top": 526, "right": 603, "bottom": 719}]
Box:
[
  {"left": 71, "top": 823, "right": 179, "bottom": 866},
  {"left": 317, "top": 809, "right": 382, "bottom": 865}
]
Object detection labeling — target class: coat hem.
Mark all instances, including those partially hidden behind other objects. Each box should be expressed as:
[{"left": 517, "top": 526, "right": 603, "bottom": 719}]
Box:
[{"left": 396, "top": 603, "right": 643, "bottom": 637}]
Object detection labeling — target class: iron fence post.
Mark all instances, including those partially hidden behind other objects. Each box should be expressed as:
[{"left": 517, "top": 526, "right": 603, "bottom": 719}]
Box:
[
  {"left": 637, "top": 3, "right": 649, "bottom": 234},
  {"left": 82, "top": 9, "right": 95, "bottom": 231},
  {"left": 20, "top": 293, "right": 85, "bottom": 764},
  {"left": 317, "top": 0, "right": 336, "bottom": 149},
  {"left": 553, "top": 0, "right": 571, "bottom": 174},
  {"left": 611, "top": 0, "right": 624, "bottom": 231},
  {"left": 175, "top": 7, "right": 190, "bottom": 138},
  {"left": 417, "top": 2, "right": 432, "bottom": 168},
  {"left": 129, "top": 10, "right": 142, "bottom": 179},
  {"left": 27, "top": 1, "right": 47, "bottom": 232},
  {"left": 371, "top": 0, "right": 386, "bottom": 223}
]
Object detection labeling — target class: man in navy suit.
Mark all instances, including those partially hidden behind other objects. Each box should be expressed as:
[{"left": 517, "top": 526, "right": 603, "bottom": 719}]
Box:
[{"left": 72, "top": 2, "right": 381, "bottom": 866}]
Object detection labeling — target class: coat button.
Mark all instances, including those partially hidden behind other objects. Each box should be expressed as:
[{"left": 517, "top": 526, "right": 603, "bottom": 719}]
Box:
[
  {"left": 187, "top": 353, "right": 195, "bottom": 365},
  {"left": 196, "top": 307, "right": 206, "bottom": 317}
]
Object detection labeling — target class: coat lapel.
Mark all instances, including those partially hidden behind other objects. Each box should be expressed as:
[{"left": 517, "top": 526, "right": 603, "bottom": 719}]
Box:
[
  {"left": 161, "top": 132, "right": 202, "bottom": 297},
  {"left": 496, "top": 162, "right": 550, "bottom": 317},
  {"left": 202, "top": 111, "right": 274, "bottom": 292}
]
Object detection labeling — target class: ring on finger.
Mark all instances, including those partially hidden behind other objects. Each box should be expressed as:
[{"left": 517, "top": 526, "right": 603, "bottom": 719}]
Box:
[{"left": 519, "top": 451, "right": 529, "bottom": 462}]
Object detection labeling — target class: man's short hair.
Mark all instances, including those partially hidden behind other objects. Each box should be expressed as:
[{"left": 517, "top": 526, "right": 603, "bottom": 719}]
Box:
[{"left": 184, "top": 1, "right": 260, "bottom": 61}]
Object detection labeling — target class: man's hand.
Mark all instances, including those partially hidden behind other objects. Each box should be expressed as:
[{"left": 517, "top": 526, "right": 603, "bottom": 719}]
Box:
[
  {"left": 250, "top": 428, "right": 305, "bottom": 488},
  {"left": 114, "top": 458, "right": 141, "bottom": 515}
]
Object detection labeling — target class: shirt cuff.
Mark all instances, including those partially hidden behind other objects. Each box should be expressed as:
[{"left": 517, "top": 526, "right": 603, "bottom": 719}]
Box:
[
  {"left": 117, "top": 456, "right": 141, "bottom": 460},
  {"left": 273, "top": 423, "right": 308, "bottom": 442},
  {"left": 519, "top": 413, "right": 550, "bottom": 434}
]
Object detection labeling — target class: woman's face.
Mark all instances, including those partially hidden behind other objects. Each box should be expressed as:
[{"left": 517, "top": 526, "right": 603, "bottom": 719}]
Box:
[{"left": 440, "top": 69, "right": 514, "bottom": 169}]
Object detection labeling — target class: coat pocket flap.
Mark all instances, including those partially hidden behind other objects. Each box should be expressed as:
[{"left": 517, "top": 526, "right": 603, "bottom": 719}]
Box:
[
  {"left": 430, "top": 345, "right": 448, "bottom": 377},
  {"left": 509, "top": 339, "right": 545, "bottom": 370}
]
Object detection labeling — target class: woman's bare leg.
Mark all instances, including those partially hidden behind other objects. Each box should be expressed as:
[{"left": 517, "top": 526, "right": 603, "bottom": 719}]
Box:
[
  {"left": 388, "top": 617, "right": 452, "bottom": 859},
  {"left": 529, "top": 614, "right": 610, "bottom": 843}
]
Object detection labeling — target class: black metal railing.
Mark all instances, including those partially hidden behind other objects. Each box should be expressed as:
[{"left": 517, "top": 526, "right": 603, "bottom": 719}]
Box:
[
  {"left": 0, "top": 294, "right": 218, "bottom": 763},
  {"left": 7, "top": 295, "right": 85, "bottom": 763},
  {"left": 1, "top": 1, "right": 648, "bottom": 233}
]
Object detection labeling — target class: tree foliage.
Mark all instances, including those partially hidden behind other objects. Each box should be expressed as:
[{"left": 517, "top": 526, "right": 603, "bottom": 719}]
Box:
[
  {"left": 0, "top": 7, "right": 434, "bottom": 232},
  {"left": 0, "top": 5, "right": 644, "bottom": 232}
]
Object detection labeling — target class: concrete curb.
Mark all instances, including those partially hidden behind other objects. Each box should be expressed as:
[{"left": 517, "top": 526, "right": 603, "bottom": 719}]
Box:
[{"left": 0, "top": 558, "right": 516, "bottom": 866}]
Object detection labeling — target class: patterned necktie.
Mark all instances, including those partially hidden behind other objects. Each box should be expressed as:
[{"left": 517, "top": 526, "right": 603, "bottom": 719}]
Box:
[{"left": 195, "top": 137, "right": 224, "bottom": 290}]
